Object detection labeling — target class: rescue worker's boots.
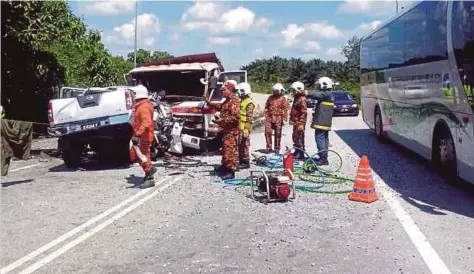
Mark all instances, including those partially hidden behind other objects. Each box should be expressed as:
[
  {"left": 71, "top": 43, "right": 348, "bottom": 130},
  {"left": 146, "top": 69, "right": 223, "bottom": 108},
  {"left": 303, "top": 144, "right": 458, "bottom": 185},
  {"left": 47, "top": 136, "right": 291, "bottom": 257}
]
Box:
[
  {"left": 315, "top": 153, "right": 329, "bottom": 166},
  {"left": 140, "top": 179, "right": 155, "bottom": 189},
  {"left": 238, "top": 159, "right": 250, "bottom": 170},
  {"left": 143, "top": 166, "right": 158, "bottom": 182},
  {"left": 214, "top": 165, "right": 225, "bottom": 175},
  {"left": 140, "top": 166, "right": 157, "bottom": 189},
  {"left": 219, "top": 167, "right": 235, "bottom": 180},
  {"left": 294, "top": 149, "right": 306, "bottom": 160}
]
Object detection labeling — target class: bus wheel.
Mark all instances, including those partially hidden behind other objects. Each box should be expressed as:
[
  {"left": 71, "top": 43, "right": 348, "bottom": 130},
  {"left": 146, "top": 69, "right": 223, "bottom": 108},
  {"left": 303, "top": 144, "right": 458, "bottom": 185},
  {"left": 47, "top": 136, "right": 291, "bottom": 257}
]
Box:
[
  {"left": 433, "top": 126, "right": 458, "bottom": 184},
  {"left": 374, "top": 107, "right": 387, "bottom": 143}
]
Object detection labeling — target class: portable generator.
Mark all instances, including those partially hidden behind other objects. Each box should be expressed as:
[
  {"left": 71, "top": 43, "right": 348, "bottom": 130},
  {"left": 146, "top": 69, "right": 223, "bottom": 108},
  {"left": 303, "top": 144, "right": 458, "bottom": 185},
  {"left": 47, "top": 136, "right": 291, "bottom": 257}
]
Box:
[{"left": 250, "top": 170, "right": 296, "bottom": 203}]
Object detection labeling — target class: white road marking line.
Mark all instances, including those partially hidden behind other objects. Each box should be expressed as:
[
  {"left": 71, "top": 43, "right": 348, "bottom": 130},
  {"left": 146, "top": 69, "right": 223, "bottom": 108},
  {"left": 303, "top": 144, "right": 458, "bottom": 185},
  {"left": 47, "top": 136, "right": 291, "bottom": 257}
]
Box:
[
  {"left": 373, "top": 174, "right": 451, "bottom": 274},
  {"left": 9, "top": 164, "right": 40, "bottom": 173},
  {"left": 17, "top": 176, "right": 181, "bottom": 274},
  {"left": 332, "top": 125, "right": 450, "bottom": 273},
  {"left": 0, "top": 177, "right": 167, "bottom": 274}
]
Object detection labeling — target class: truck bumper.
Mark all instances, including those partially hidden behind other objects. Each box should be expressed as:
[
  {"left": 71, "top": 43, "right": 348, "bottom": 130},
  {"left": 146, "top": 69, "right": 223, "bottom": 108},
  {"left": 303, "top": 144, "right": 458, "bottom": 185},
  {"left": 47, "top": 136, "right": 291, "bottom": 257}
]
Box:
[{"left": 181, "top": 134, "right": 220, "bottom": 151}]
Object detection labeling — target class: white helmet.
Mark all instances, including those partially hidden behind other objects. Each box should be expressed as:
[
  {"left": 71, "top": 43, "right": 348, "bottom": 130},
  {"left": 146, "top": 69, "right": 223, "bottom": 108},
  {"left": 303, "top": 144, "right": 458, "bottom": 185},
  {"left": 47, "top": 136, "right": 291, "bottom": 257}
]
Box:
[
  {"left": 272, "top": 83, "right": 285, "bottom": 94},
  {"left": 317, "top": 77, "right": 333, "bottom": 90},
  {"left": 131, "top": 84, "right": 149, "bottom": 100},
  {"left": 289, "top": 81, "right": 305, "bottom": 94},
  {"left": 236, "top": 82, "right": 252, "bottom": 97}
]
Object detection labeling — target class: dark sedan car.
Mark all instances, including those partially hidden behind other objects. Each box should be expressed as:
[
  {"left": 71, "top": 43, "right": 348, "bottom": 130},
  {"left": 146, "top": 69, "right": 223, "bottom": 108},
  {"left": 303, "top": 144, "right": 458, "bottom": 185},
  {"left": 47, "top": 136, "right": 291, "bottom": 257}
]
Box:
[
  {"left": 306, "top": 90, "right": 359, "bottom": 116},
  {"left": 331, "top": 90, "right": 359, "bottom": 116}
]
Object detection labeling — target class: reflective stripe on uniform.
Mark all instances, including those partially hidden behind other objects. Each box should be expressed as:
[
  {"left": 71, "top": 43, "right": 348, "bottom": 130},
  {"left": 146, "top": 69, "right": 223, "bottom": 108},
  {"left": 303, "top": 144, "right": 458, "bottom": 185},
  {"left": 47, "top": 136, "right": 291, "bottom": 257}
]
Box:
[
  {"left": 239, "top": 97, "right": 254, "bottom": 130},
  {"left": 311, "top": 99, "right": 333, "bottom": 131},
  {"left": 311, "top": 125, "right": 331, "bottom": 130},
  {"left": 321, "top": 102, "right": 334, "bottom": 106}
]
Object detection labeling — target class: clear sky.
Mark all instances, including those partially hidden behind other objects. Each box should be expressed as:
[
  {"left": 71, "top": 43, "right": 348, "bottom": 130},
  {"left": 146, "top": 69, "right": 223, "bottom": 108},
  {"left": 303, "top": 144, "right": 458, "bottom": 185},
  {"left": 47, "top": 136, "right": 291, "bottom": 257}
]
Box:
[{"left": 69, "top": 0, "right": 416, "bottom": 70}]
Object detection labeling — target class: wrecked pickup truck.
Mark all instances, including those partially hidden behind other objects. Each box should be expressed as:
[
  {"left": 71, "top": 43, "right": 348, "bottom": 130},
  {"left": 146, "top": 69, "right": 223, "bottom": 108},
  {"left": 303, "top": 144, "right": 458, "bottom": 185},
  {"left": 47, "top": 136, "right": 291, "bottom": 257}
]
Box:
[
  {"left": 48, "top": 86, "right": 134, "bottom": 167},
  {"left": 125, "top": 52, "right": 247, "bottom": 152}
]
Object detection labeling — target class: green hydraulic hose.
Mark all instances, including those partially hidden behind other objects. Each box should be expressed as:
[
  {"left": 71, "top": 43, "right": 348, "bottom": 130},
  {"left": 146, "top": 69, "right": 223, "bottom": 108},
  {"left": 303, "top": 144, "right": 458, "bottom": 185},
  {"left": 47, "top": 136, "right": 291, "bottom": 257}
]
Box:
[
  {"left": 292, "top": 149, "right": 353, "bottom": 194},
  {"left": 212, "top": 147, "right": 354, "bottom": 194}
]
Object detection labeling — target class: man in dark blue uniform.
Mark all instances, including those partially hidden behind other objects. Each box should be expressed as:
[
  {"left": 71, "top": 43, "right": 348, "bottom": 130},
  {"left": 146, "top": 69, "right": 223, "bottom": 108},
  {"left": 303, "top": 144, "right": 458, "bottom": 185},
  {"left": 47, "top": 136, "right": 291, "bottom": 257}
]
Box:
[{"left": 307, "top": 77, "right": 335, "bottom": 166}]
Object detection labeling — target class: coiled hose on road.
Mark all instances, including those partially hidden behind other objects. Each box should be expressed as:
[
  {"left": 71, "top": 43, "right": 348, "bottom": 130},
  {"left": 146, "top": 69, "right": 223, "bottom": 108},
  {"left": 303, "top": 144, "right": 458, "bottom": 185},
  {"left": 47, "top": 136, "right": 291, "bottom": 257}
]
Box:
[{"left": 212, "top": 147, "right": 354, "bottom": 194}]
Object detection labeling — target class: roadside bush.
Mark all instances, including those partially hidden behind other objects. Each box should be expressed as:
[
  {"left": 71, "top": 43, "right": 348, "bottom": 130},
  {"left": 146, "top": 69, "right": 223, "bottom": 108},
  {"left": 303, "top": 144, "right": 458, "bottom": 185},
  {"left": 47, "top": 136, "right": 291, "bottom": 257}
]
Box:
[{"left": 339, "top": 82, "right": 360, "bottom": 104}]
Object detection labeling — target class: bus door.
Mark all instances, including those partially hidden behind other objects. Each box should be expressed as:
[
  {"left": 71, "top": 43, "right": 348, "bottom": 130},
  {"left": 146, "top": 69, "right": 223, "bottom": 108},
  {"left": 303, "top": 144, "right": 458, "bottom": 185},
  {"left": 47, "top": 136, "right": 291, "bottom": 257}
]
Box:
[{"left": 450, "top": 0, "right": 474, "bottom": 181}]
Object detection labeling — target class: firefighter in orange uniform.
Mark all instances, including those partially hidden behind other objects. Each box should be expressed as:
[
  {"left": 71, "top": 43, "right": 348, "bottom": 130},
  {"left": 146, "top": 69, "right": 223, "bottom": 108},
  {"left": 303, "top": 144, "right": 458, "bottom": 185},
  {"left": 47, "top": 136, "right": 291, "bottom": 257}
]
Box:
[
  {"left": 130, "top": 85, "right": 157, "bottom": 188},
  {"left": 264, "top": 83, "right": 289, "bottom": 154},
  {"left": 289, "top": 81, "right": 307, "bottom": 160},
  {"left": 204, "top": 81, "right": 241, "bottom": 180}
]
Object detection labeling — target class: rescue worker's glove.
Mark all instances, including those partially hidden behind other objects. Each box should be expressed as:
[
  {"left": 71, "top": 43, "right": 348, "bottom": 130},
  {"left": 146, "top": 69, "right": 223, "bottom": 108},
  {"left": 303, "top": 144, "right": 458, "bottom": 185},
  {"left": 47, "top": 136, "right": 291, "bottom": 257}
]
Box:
[
  {"left": 243, "top": 129, "right": 250, "bottom": 138},
  {"left": 297, "top": 123, "right": 304, "bottom": 132},
  {"left": 131, "top": 135, "right": 140, "bottom": 145}
]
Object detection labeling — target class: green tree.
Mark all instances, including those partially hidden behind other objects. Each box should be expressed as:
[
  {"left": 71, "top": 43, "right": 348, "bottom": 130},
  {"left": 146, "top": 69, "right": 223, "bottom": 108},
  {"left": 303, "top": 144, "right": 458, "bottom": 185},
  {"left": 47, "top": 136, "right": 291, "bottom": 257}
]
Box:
[
  {"left": 2, "top": 1, "right": 68, "bottom": 122},
  {"left": 126, "top": 49, "right": 173, "bottom": 65},
  {"left": 240, "top": 34, "right": 363, "bottom": 100},
  {"left": 1, "top": 0, "right": 136, "bottom": 126},
  {"left": 303, "top": 59, "right": 326, "bottom": 87},
  {"left": 341, "top": 35, "right": 361, "bottom": 83}
]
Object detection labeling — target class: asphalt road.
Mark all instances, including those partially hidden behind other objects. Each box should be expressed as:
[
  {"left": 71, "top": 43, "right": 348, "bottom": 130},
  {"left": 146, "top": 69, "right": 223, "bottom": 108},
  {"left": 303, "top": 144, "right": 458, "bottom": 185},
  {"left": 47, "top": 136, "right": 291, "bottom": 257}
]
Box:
[{"left": 1, "top": 112, "right": 473, "bottom": 274}]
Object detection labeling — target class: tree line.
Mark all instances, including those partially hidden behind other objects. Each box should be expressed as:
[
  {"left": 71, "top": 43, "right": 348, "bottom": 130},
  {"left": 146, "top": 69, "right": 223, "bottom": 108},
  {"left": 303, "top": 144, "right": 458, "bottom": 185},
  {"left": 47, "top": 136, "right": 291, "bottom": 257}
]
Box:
[
  {"left": 1, "top": 0, "right": 361, "bottom": 128},
  {"left": 1, "top": 1, "right": 172, "bottom": 125},
  {"left": 241, "top": 35, "right": 361, "bottom": 101}
]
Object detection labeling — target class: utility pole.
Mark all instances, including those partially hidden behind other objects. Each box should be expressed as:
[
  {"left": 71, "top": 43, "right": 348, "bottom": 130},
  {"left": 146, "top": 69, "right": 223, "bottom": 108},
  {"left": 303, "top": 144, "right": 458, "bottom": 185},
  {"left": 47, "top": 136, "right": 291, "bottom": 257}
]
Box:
[
  {"left": 395, "top": 0, "right": 399, "bottom": 15},
  {"left": 134, "top": 0, "right": 138, "bottom": 68}
]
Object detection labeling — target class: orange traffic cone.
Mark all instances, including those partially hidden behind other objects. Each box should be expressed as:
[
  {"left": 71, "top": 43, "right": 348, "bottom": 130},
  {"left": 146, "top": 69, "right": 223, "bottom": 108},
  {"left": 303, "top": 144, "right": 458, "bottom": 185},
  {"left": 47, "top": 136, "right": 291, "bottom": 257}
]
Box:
[{"left": 348, "top": 155, "right": 378, "bottom": 203}]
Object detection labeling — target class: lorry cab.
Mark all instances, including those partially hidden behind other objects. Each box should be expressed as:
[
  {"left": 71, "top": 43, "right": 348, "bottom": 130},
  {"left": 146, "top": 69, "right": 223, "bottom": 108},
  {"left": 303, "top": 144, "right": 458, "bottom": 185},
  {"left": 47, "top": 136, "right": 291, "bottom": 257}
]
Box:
[{"left": 124, "top": 52, "right": 247, "bottom": 152}]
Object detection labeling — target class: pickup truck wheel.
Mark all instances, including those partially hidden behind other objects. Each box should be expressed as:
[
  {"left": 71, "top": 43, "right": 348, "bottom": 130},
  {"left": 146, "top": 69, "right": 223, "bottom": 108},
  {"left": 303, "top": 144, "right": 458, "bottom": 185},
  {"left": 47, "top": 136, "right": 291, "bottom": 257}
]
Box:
[
  {"left": 63, "top": 146, "right": 82, "bottom": 168},
  {"left": 97, "top": 140, "right": 130, "bottom": 165},
  {"left": 118, "top": 140, "right": 132, "bottom": 164}
]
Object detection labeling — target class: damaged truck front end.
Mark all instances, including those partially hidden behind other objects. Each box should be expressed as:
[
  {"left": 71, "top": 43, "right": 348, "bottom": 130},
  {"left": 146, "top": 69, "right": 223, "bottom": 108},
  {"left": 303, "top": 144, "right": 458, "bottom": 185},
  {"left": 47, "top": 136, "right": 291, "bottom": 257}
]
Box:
[{"left": 125, "top": 52, "right": 247, "bottom": 152}]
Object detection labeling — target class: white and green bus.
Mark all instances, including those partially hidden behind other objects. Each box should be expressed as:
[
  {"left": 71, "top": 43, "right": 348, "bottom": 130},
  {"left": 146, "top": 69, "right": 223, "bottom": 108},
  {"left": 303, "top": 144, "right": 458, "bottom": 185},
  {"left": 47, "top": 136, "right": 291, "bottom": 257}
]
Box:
[{"left": 360, "top": 0, "right": 474, "bottom": 184}]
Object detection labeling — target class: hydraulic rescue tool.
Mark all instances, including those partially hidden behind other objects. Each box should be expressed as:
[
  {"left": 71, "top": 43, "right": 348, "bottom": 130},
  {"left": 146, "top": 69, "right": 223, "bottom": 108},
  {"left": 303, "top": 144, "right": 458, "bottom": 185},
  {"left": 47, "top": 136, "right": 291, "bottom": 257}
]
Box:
[{"left": 250, "top": 170, "right": 296, "bottom": 203}]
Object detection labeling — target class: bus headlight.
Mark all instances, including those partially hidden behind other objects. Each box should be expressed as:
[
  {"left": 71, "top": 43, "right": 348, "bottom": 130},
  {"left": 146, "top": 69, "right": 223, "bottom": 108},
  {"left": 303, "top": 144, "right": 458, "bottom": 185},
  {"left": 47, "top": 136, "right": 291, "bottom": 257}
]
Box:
[{"left": 351, "top": 104, "right": 358, "bottom": 108}]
